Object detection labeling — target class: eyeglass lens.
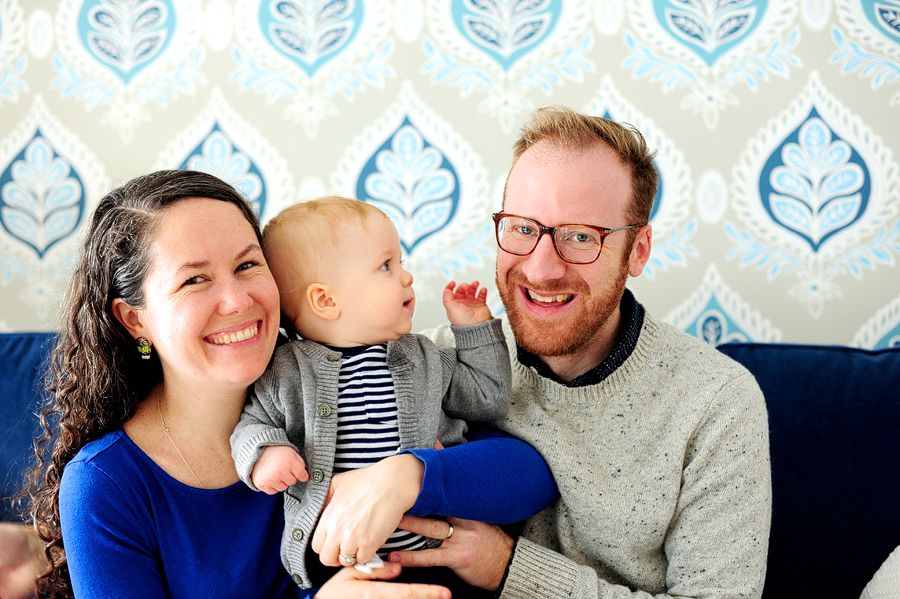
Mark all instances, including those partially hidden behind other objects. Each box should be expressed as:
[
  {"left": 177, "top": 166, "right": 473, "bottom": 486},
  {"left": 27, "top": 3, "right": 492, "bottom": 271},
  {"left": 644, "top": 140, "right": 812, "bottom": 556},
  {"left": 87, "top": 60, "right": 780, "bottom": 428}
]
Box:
[{"left": 496, "top": 216, "right": 602, "bottom": 264}]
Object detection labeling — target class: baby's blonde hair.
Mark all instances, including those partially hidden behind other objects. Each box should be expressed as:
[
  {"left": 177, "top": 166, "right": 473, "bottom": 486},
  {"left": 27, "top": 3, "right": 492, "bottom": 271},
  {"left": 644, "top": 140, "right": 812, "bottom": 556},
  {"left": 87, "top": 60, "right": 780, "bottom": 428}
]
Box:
[{"left": 262, "top": 196, "right": 388, "bottom": 323}]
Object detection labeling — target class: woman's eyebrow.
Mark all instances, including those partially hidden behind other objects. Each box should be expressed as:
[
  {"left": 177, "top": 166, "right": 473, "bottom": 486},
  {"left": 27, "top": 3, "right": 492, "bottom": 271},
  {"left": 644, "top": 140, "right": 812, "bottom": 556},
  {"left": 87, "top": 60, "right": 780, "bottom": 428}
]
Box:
[{"left": 174, "top": 245, "right": 261, "bottom": 274}]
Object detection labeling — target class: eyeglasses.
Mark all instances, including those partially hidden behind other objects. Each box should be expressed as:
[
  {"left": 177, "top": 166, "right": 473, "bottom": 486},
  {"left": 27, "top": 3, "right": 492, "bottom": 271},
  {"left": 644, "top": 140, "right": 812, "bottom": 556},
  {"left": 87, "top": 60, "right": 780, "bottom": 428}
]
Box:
[{"left": 492, "top": 212, "right": 642, "bottom": 264}]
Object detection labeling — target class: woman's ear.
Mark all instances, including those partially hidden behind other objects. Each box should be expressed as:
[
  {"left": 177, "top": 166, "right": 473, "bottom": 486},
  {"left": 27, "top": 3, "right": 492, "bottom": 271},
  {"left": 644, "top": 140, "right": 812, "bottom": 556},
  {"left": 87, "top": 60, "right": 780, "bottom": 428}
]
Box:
[
  {"left": 112, "top": 298, "right": 145, "bottom": 339},
  {"left": 305, "top": 283, "right": 340, "bottom": 321}
]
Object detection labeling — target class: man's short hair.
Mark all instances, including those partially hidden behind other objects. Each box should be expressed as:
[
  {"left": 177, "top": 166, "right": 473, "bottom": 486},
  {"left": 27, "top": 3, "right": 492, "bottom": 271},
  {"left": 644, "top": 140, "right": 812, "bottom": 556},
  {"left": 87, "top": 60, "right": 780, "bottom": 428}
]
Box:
[{"left": 508, "top": 105, "right": 659, "bottom": 226}]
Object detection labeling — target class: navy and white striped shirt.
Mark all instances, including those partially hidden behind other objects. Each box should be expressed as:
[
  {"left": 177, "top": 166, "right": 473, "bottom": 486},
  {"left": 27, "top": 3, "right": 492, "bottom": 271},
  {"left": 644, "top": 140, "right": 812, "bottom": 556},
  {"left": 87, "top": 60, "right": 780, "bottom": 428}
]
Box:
[{"left": 330, "top": 344, "right": 427, "bottom": 555}]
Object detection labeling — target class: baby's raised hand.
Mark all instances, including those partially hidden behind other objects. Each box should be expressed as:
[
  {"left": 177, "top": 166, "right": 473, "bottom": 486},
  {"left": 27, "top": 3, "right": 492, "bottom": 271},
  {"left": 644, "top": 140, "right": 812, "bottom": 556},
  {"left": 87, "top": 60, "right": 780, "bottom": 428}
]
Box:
[
  {"left": 443, "top": 280, "right": 492, "bottom": 327},
  {"left": 251, "top": 445, "right": 310, "bottom": 494}
]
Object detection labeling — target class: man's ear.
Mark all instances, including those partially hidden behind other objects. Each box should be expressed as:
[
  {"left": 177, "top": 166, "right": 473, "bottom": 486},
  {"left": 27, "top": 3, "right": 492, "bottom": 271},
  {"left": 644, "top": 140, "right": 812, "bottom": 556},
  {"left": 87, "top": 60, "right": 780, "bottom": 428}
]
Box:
[
  {"left": 306, "top": 283, "right": 340, "bottom": 321},
  {"left": 112, "top": 297, "right": 145, "bottom": 339},
  {"left": 627, "top": 225, "right": 652, "bottom": 278}
]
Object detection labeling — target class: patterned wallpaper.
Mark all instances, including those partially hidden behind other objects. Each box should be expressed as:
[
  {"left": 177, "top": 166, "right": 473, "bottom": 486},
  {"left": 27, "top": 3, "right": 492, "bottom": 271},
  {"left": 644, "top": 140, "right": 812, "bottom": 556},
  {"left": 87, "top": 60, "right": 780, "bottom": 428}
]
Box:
[{"left": 0, "top": 0, "right": 898, "bottom": 348}]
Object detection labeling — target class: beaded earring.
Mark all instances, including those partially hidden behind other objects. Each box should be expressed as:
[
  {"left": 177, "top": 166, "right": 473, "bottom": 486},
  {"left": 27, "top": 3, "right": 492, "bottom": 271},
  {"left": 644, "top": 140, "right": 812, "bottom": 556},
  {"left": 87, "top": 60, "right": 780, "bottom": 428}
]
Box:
[{"left": 137, "top": 337, "right": 152, "bottom": 360}]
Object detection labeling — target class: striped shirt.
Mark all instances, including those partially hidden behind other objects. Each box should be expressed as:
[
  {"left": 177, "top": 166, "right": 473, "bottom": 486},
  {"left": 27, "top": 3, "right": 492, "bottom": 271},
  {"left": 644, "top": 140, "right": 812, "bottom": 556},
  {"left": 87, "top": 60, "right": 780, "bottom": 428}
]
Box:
[{"left": 330, "top": 343, "right": 427, "bottom": 555}]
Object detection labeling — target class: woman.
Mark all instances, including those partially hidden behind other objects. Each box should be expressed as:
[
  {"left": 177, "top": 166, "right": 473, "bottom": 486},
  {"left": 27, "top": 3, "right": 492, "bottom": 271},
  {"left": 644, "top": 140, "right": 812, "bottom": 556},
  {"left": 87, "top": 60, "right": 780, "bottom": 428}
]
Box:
[{"left": 20, "top": 170, "right": 555, "bottom": 599}]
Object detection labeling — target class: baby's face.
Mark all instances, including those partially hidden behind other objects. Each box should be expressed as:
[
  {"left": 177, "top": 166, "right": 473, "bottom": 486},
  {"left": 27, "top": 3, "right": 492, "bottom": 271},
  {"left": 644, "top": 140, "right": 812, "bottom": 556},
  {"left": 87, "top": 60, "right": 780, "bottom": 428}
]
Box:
[{"left": 326, "top": 214, "right": 416, "bottom": 345}]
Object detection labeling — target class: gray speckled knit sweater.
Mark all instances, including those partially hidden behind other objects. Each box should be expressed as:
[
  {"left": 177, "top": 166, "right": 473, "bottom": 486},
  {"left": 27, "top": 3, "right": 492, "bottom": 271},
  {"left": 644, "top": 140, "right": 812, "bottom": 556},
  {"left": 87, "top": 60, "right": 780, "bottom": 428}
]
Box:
[{"left": 430, "top": 310, "right": 772, "bottom": 599}]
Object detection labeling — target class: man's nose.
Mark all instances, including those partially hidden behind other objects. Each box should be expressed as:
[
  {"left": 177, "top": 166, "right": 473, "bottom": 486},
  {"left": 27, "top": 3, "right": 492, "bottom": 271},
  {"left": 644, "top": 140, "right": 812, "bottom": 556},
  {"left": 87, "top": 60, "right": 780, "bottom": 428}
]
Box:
[{"left": 520, "top": 234, "right": 567, "bottom": 283}]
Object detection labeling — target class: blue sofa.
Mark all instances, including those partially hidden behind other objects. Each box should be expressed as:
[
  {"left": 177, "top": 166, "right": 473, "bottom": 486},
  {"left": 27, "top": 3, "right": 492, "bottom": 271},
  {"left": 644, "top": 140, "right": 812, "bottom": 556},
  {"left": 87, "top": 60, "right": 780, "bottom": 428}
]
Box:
[{"left": 2, "top": 331, "right": 899, "bottom": 598}]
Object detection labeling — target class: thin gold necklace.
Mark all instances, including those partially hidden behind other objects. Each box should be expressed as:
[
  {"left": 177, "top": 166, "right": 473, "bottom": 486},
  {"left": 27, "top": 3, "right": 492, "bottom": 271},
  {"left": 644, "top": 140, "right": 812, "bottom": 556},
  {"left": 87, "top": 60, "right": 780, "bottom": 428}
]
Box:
[{"left": 157, "top": 388, "right": 206, "bottom": 489}]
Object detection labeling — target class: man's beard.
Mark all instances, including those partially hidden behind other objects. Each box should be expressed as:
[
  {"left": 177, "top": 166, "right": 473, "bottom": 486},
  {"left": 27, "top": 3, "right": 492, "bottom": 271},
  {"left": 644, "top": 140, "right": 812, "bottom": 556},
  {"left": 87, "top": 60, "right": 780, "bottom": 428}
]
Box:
[{"left": 497, "top": 257, "right": 630, "bottom": 358}]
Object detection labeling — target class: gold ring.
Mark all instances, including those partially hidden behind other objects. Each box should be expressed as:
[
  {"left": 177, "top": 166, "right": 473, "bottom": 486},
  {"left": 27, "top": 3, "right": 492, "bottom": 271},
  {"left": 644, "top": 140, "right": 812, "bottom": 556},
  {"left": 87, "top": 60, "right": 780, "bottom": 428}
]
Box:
[{"left": 445, "top": 521, "right": 454, "bottom": 540}]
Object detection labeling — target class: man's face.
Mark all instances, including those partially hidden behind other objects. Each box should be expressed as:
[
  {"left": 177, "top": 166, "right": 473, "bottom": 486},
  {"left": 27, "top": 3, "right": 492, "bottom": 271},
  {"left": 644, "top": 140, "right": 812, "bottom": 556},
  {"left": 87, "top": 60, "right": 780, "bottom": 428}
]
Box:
[{"left": 496, "top": 141, "right": 650, "bottom": 359}]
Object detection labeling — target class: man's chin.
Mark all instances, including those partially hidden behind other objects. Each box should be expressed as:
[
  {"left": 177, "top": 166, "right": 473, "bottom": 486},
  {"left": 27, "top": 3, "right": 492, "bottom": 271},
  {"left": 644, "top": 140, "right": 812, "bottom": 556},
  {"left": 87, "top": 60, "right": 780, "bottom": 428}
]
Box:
[{"left": 506, "top": 306, "right": 580, "bottom": 357}]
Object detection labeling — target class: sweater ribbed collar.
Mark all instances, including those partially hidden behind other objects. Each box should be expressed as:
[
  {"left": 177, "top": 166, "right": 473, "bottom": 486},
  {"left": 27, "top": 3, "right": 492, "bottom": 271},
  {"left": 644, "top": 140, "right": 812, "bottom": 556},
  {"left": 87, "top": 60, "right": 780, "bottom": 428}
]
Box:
[{"left": 515, "top": 288, "right": 645, "bottom": 388}]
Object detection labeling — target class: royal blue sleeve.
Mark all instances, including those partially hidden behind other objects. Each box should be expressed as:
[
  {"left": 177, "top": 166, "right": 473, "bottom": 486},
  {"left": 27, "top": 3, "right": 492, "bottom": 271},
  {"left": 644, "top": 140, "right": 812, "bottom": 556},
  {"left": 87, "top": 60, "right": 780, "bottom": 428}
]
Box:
[
  {"left": 403, "top": 427, "right": 558, "bottom": 523},
  {"left": 60, "top": 460, "right": 166, "bottom": 599}
]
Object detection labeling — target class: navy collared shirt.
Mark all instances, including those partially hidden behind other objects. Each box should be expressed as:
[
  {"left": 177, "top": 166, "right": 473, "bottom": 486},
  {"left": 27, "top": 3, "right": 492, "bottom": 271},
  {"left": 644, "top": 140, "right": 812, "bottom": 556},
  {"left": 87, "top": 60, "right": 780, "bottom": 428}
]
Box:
[{"left": 515, "top": 288, "right": 644, "bottom": 387}]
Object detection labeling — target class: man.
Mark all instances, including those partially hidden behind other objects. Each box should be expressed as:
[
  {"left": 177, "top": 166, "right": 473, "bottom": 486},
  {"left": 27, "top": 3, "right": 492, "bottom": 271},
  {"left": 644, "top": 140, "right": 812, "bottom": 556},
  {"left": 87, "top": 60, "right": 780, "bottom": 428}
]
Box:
[{"left": 398, "top": 105, "right": 772, "bottom": 598}]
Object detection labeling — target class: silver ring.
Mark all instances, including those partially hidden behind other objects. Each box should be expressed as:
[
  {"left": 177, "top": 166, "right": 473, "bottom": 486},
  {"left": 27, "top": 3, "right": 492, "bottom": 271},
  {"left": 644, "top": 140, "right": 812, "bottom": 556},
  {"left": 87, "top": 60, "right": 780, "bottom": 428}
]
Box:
[
  {"left": 339, "top": 551, "right": 357, "bottom": 565},
  {"left": 445, "top": 521, "right": 454, "bottom": 540}
]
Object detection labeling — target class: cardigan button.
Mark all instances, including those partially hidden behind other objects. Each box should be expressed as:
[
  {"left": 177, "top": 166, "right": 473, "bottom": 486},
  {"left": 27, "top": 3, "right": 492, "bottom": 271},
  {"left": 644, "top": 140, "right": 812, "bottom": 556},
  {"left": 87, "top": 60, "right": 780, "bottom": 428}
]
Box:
[
  {"left": 317, "top": 404, "right": 332, "bottom": 417},
  {"left": 311, "top": 469, "right": 324, "bottom": 482},
  {"left": 291, "top": 529, "right": 304, "bottom": 541},
  {"left": 327, "top": 353, "right": 341, "bottom": 362}
]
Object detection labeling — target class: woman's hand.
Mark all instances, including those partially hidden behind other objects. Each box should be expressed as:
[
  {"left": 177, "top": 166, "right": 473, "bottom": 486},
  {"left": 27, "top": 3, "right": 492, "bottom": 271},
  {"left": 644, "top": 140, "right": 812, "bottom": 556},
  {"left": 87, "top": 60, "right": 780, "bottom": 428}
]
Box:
[
  {"left": 388, "top": 516, "right": 514, "bottom": 591},
  {"left": 313, "top": 562, "right": 450, "bottom": 599},
  {"left": 0, "top": 522, "right": 43, "bottom": 599},
  {"left": 312, "top": 454, "right": 425, "bottom": 567}
]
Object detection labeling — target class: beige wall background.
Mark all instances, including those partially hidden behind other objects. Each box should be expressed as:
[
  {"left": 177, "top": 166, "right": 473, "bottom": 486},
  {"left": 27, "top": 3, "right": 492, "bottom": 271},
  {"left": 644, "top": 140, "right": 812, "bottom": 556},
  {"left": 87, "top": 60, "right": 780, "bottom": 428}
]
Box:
[{"left": 1, "top": 0, "right": 898, "bottom": 347}]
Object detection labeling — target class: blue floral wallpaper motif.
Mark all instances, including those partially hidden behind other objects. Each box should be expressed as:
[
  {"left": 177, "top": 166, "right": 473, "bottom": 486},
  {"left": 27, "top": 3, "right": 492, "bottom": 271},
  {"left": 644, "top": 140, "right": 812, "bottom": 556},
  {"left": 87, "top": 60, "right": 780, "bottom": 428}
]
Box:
[
  {"left": 0, "top": 134, "right": 85, "bottom": 259},
  {"left": 52, "top": 0, "right": 205, "bottom": 144},
  {"left": 334, "top": 81, "right": 495, "bottom": 307},
  {"left": 760, "top": 113, "right": 869, "bottom": 252},
  {"left": 624, "top": 0, "right": 801, "bottom": 129},
  {"left": 424, "top": 0, "right": 594, "bottom": 132},
  {"left": 831, "top": 0, "right": 900, "bottom": 107},
  {"left": 730, "top": 71, "right": 900, "bottom": 318},
  {"left": 0, "top": 0, "right": 898, "bottom": 345},
  {"left": 233, "top": 0, "right": 393, "bottom": 138},
  {"left": 0, "top": 96, "right": 107, "bottom": 324},
  {"left": 663, "top": 264, "right": 782, "bottom": 346},
  {"left": 358, "top": 119, "right": 460, "bottom": 254},
  {"left": 152, "top": 87, "right": 294, "bottom": 222},
  {"left": 0, "top": 1, "right": 27, "bottom": 104}
]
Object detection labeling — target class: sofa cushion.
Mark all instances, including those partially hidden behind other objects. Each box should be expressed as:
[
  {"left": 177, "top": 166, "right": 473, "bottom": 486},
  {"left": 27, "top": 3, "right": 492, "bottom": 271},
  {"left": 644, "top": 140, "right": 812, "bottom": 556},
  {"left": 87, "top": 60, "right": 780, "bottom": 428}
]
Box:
[
  {"left": 718, "top": 342, "right": 900, "bottom": 599},
  {"left": 0, "top": 332, "right": 55, "bottom": 522}
]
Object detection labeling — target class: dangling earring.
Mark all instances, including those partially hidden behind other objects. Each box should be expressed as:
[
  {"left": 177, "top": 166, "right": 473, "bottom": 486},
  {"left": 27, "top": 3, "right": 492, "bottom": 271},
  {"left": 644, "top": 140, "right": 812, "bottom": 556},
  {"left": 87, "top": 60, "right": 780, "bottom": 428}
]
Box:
[{"left": 136, "top": 337, "right": 152, "bottom": 360}]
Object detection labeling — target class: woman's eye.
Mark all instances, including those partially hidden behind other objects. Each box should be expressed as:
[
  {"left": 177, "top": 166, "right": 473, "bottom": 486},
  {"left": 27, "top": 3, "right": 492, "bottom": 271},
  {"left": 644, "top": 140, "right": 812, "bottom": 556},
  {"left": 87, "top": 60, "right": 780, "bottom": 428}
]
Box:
[
  {"left": 183, "top": 276, "right": 205, "bottom": 286},
  {"left": 237, "top": 261, "right": 259, "bottom": 272}
]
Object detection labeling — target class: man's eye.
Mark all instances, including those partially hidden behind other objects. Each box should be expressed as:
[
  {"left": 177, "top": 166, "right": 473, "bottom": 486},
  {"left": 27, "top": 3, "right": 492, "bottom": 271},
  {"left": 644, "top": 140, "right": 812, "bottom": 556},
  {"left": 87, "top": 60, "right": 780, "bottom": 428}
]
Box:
[{"left": 515, "top": 225, "right": 535, "bottom": 236}]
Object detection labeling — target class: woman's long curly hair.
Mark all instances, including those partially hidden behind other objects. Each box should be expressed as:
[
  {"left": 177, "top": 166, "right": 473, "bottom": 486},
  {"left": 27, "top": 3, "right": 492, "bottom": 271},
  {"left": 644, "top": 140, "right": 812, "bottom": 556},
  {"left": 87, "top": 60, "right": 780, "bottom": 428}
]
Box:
[{"left": 24, "top": 170, "right": 262, "bottom": 598}]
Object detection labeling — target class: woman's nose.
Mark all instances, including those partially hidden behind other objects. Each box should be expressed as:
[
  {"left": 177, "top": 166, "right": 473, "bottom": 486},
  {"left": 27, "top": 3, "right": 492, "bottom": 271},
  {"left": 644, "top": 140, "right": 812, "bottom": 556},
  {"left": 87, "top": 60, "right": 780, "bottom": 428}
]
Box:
[{"left": 220, "top": 280, "right": 254, "bottom": 314}]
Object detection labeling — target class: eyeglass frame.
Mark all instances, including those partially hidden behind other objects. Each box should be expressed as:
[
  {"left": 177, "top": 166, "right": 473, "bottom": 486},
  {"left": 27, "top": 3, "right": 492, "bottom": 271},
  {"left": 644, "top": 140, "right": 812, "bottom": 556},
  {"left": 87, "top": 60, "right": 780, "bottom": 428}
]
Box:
[{"left": 491, "top": 212, "right": 644, "bottom": 265}]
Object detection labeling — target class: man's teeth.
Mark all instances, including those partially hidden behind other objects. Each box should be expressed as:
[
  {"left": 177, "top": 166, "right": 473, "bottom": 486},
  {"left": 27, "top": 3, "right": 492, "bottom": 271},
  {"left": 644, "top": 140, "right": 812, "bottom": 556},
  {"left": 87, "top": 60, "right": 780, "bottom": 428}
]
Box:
[
  {"left": 529, "top": 291, "right": 571, "bottom": 303},
  {"left": 211, "top": 324, "right": 258, "bottom": 345}
]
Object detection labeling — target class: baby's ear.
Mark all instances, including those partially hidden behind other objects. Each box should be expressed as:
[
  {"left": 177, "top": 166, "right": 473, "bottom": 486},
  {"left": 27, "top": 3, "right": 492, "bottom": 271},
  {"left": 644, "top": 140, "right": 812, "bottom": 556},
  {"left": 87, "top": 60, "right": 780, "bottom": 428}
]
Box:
[{"left": 306, "top": 283, "right": 340, "bottom": 321}]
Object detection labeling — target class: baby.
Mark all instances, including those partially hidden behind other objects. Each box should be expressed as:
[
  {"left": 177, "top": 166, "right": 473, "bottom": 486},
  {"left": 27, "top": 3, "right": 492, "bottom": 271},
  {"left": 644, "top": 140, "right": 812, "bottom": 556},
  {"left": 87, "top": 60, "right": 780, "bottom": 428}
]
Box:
[{"left": 230, "top": 196, "right": 511, "bottom": 593}]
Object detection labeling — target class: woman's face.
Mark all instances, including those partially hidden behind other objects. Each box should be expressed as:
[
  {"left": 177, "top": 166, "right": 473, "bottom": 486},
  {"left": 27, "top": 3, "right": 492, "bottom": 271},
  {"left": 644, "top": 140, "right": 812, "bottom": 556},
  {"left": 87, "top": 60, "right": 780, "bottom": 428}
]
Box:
[{"left": 132, "top": 197, "right": 280, "bottom": 393}]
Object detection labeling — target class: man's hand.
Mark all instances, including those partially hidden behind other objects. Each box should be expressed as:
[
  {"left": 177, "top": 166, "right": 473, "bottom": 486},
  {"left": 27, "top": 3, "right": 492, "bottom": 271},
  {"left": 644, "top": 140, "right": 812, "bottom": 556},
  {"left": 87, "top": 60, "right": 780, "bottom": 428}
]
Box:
[
  {"left": 389, "top": 516, "right": 514, "bottom": 591},
  {"left": 443, "top": 281, "right": 491, "bottom": 327},
  {"left": 0, "top": 522, "right": 43, "bottom": 599},
  {"left": 250, "top": 445, "right": 309, "bottom": 494}
]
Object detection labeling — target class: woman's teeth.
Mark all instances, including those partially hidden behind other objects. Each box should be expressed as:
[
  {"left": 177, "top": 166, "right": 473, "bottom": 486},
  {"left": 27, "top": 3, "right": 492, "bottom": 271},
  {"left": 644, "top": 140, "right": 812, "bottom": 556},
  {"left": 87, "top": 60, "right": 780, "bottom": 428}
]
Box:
[{"left": 210, "top": 324, "right": 258, "bottom": 345}]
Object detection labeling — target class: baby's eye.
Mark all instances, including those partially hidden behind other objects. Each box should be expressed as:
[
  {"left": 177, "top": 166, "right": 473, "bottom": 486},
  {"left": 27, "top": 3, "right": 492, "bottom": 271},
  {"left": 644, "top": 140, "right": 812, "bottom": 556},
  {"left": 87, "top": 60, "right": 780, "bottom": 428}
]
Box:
[{"left": 380, "top": 261, "right": 391, "bottom": 271}]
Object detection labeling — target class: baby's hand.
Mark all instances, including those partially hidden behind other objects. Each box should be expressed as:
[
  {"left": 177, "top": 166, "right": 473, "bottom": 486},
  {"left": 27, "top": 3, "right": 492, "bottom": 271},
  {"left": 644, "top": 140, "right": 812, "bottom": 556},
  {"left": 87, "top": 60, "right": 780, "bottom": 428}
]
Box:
[
  {"left": 443, "top": 280, "right": 491, "bottom": 327},
  {"left": 251, "top": 445, "right": 309, "bottom": 494}
]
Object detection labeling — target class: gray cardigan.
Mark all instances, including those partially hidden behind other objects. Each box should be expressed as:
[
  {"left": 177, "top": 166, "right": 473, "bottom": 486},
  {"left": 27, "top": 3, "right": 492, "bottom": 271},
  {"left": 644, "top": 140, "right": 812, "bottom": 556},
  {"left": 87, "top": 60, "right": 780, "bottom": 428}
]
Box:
[{"left": 230, "top": 318, "right": 510, "bottom": 587}]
